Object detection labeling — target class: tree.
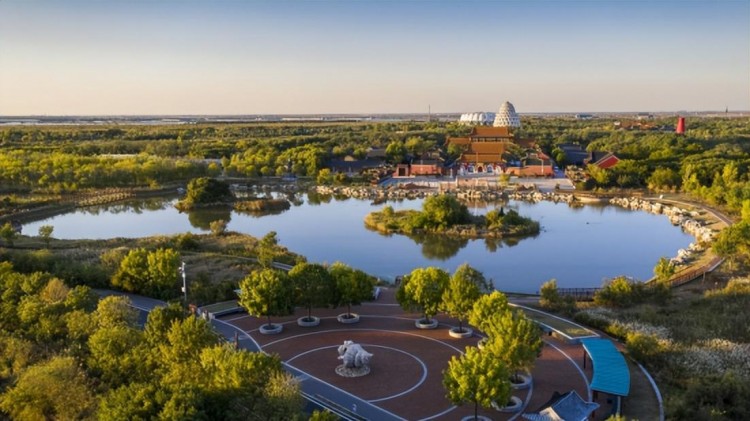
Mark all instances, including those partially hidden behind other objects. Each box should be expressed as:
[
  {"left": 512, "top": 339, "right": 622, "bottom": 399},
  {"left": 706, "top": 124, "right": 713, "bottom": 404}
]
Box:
[
  {"left": 482, "top": 311, "right": 542, "bottom": 382},
  {"left": 288, "top": 263, "right": 336, "bottom": 322},
  {"left": 210, "top": 219, "right": 228, "bottom": 236},
  {"left": 468, "top": 290, "right": 511, "bottom": 335},
  {"left": 397, "top": 267, "right": 449, "bottom": 323},
  {"left": 539, "top": 279, "right": 562, "bottom": 310},
  {"left": 443, "top": 264, "right": 492, "bottom": 333},
  {"left": 0, "top": 222, "right": 17, "bottom": 247},
  {"left": 0, "top": 356, "right": 96, "bottom": 420},
  {"left": 329, "top": 262, "right": 375, "bottom": 318},
  {"left": 316, "top": 168, "right": 333, "bottom": 185},
  {"left": 94, "top": 295, "right": 139, "bottom": 329},
  {"left": 255, "top": 231, "right": 280, "bottom": 268},
  {"left": 179, "top": 177, "right": 233, "bottom": 209},
  {"left": 38, "top": 225, "right": 54, "bottom": 248},
  {"left": 594, "top": 276, "right": 644, "bottom": 308},
  {"left": 238, "top": 269, "right": 294, "bottom": 328},
  {"left": 443, "top": 346, "right": 511, "bottom": 420},
  {"left": 421, "top": 194, "right": 470, "bottom": 230},
  {"left": 654, "top": 256, "right": 676, "bottom": 283},
  {"left": 88, "top": 324, "right": 147, "bottom": 388},
  {"left": 112, "top": 247, "right": 181, "bottom": 299},
  {"left": 385, "top": 140, "right": 406, "bottom": 164}
]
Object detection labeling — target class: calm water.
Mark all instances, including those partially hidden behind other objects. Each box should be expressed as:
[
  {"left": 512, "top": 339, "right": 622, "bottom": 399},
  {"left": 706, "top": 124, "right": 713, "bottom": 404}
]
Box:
[{"left": 23, "top": 194, "right": 694, "bottom": 293}]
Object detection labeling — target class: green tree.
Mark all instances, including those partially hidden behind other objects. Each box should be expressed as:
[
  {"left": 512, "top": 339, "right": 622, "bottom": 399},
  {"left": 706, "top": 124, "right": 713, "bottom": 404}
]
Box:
[
  {"left": 653, "top": 256, "right": 676, "bottom": 283},
  {"left": 316, "top": 168, "right": 333, "bottom": 185},
  {"left": 442, "top": 264, "right": 492, "bottom": 333},
  {"left": 0, "top": 222, "right": 17, "bottom": 247},
  {"left": 238, "top": 269, "right": 294, "bottom": 329},
  {"left": 255, "top": 231, "right": 280, "bottom": 268},
  {"left": 397, "top": 266, "right": 449, "bottom": 323},
  {"left": 88, "top": 324, "right": 147, "bottom": 388},
  {"left": 0, "top": 356, "right": 96, "bottom": 420},
  {"left": 210, "top": 219, "right": 228, "bottom": 236},
  {"left": 421, "top": 194, "right": 470, "bottom": 230},
  {"left": 178, "top": 177, "right": 233, "bottom": 210},
  {"left": 112, "top": 247, "right": 180, "bottom": 299},
  {"left": 38, "top": 225, "right": 54, "bottom": 248},
  {"left": 329, "top": 262, "right": 374, "bottom": 318},
  {"left": 468, "top": 290, "right": 511, "bottom": 335},
  {"left": 539, "top": 278, "right": 562, "bottom": 310},
  {"left": 482, "top": 311, "right": 542, "bottom": 382},
  {"left": 97, "top": 382, "right": 160, "bottom": 420},
  {"left": 94, "top": 295, "right": 139, "bottom": 329},
  {"left": 443, "top": 346, "right": 511, "bottom": 420},
  {"left": 289, "top": 263, "right": 336, "bottom": 322},
  {"left": 594, "top": 276, "right": 643, "bottom": 308},
  {"left": 385, "top": 140, "right": 406, "bottom": 164}
]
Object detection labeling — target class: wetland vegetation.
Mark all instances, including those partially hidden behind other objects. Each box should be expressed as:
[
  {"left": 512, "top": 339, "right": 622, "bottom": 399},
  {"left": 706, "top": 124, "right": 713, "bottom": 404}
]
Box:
[{"left": 1, "top": 118, "right": 750, "bottom": 419}]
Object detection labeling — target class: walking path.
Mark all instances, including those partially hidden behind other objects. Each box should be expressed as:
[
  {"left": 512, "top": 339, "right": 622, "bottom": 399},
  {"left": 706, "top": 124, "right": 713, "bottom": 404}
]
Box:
[{"left": 97, "top": 287, "right": 661, "bottom": 420}]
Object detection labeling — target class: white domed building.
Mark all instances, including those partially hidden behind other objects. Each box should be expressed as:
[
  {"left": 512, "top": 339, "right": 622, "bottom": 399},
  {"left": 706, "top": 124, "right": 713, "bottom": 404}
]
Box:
[
  {"left": 493, "top": 101, "right": 521, "bottom": 128},
  {"left": 458, "top": 112, "right": 495, "bottom": 126}
]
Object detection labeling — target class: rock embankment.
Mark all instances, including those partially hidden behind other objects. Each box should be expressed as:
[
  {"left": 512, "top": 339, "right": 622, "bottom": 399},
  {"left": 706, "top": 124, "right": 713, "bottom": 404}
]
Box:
[
  {"left": 314, "top": 185, "right": 575, "bottom": 204},
  {"left": 609, "top": 196, "right": 718, "bottom": 265}
]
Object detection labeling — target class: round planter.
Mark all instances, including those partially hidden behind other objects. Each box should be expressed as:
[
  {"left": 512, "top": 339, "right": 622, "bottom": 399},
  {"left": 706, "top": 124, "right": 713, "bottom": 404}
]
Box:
[
  {"left": 259, "top": 323, "right": 283, "bottom": 335},
  {"left": 461, "top": 416, "right": 492, "bottom": 421},
  {"left": 492, "top": 396, "right": 523, "bottom": 413},
  {"left": 510, "top": 373, "right": 532, "bottom": 389},
  {"left": 415, "top": 318, "right": 438, "bottom": 329},
  {"left": 297, "top": 316, "right": 320, "bottom": 327},
  {"left": 337, "top": 313, "right": 360, "bottom": 324},
  {"left": 449, "top": 327, "right": 473, "bottom": 338}
]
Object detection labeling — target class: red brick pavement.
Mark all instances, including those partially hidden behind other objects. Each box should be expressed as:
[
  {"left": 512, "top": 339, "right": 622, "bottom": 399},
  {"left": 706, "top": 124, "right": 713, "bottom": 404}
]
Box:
[{"left": 221, "top": 288, "right": 607, "bottom": 420}]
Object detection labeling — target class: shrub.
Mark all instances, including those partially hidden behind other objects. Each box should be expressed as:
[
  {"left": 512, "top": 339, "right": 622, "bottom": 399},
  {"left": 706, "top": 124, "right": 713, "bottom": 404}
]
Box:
[{"left": 626, "top": 331, "right": 663, "bottom": 363}]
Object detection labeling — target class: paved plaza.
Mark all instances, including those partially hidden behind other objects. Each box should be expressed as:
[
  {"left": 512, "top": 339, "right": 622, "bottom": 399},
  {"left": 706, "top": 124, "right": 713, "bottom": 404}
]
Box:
[{"left": 220, "top": 288, "right": 625, "bottom": 420}]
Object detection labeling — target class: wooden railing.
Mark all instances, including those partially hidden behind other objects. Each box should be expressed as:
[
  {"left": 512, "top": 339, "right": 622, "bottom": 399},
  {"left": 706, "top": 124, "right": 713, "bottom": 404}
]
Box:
[
  {"left": 557, "top": 287, "right": 600, "bottom": 301},
  {"left": 558, "top": 256, "right": 724, "bottom": 301}
]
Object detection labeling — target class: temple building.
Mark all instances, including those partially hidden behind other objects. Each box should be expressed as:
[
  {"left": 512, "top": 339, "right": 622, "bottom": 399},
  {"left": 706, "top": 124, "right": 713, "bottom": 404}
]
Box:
[{"left": 447, "top": 126, "right": 515, "bottom": 174}]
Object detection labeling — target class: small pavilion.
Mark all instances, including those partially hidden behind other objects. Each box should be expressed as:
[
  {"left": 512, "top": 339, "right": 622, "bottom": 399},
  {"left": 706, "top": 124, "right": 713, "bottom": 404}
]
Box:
[{"left": 581, "top": 338, "right": 630, "bottom": 415}]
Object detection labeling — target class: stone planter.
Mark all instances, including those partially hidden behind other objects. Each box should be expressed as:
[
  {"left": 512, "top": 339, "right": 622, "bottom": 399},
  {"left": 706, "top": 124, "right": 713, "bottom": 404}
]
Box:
[
  {"left": 449, "top": 327, "right": 473, "bottom": 338},
  {"left": 259, "top": 323, "right": 283, "bottom": 335},
  {"left": 492, "top": 396, "right": 523, "bottom": 412},
  {"left": 337, "top": 313, "right": 360, "bottom": 324},
  {"left": 415, "top": 318, "right": 438, "bottom": 329},
  {"left": 297, "top": 316, "right": 320, "bottom": 327},
  {"left": 510, "top": 373, "right": 532, "bottom": 389}
]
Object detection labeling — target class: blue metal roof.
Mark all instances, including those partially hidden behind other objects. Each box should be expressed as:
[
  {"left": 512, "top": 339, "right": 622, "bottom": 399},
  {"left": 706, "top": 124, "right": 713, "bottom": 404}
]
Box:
[{"left": 581, "top": 338, "right": 630, "bottom": 397}]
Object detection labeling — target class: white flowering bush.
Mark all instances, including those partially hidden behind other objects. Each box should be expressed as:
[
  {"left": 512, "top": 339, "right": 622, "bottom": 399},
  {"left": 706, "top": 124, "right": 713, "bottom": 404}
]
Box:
[{"left": 677, "top": 339, "right": 750, "bottom": 379}]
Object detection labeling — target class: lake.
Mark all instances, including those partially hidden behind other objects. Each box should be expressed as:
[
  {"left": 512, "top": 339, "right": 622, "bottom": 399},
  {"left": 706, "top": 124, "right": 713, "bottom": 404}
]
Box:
[{"left": 22, "top": 194, "right": 694, "bottom": 293}]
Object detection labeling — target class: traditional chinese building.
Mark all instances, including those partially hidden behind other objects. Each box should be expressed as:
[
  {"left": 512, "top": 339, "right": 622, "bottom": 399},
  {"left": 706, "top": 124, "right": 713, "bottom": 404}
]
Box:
[{"left": 447, "top": 126, "right": 515, "bottom": 174}]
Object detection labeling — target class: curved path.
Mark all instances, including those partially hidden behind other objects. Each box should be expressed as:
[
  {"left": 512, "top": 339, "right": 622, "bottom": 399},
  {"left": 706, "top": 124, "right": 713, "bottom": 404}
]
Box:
[{"left": 222, "top": 288, "right": 600, "bottom": 420}]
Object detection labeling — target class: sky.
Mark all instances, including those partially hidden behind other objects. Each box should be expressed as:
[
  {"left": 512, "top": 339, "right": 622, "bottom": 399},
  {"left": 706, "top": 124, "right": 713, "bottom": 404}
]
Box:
[{"left": 0, "top": 0, "right": 748, "bottom": 115}]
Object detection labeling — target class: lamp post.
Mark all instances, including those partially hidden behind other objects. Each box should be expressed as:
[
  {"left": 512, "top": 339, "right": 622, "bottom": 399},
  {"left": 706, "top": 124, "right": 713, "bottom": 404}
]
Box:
[{"left": 179, "top": 261, "right": 187, "bottom": 306}]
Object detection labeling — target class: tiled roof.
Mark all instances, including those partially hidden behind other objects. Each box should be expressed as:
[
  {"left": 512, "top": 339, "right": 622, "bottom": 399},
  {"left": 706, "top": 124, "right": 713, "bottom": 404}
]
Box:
[
  {"left": 470, "top": 126, "right": 511, "bottom": 137},
  {"left": 468, "top": 142, "right": 509, "bottom": 155}
]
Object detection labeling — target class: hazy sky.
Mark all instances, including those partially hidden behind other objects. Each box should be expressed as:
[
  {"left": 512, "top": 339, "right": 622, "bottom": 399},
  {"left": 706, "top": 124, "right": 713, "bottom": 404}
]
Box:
[{"left": 1, "top": 0, "right": 748, "bottom": 115}]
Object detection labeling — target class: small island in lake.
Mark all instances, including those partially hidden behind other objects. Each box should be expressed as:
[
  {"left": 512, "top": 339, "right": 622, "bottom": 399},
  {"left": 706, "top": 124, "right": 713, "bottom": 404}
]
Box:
[
  {"left": 364, "top": 194, "right": 540, "bottom": 239},
  {"left": 175, "top": 177, "right": 290, "bottom": 214}
]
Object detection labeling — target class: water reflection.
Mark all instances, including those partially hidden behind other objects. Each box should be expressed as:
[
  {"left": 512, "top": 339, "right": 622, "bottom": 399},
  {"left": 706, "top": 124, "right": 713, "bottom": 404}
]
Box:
[
  {"left": 80, "top": 197, "right": 174, "bottom": 215},
  {"left": 186, "top": 206, "right": 232, "bottom": 230},
  {"left": 21, "top": 192, "right": 695, "bottom": 292},
  {"left": 408, "top": 233, "right": 468, "bottom": 260}
]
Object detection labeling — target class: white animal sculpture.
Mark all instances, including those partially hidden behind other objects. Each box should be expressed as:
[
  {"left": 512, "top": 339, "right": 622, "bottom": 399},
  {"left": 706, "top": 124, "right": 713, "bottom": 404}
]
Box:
[{"left": 337, "top": 340, "right": 373, "bottom": 369}]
